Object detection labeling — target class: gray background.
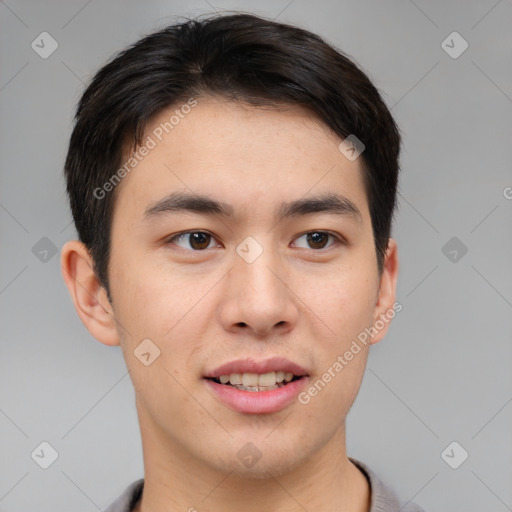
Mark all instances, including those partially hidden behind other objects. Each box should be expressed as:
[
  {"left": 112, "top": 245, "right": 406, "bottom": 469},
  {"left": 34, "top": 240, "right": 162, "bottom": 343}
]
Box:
[{"left": 1, "top": 0, "right": 511, "bottom": 510}]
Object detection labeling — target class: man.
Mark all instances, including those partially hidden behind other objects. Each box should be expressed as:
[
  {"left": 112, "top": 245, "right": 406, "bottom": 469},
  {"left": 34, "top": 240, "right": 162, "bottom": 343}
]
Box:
[{"left": 60, "top": 12, "right": 425, "bottom": 512}]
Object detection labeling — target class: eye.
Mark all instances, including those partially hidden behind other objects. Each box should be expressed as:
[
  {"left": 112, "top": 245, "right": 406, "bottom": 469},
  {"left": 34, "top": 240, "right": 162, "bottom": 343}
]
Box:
[
  {"left": 165, "top": 230, "right": 343, "bottom": 252},
  {"left": 167, "top": 231, "right": 219, "bottom": 251},
  {"left": 293, "top": 231, "right": 341, "bottom": 250}
]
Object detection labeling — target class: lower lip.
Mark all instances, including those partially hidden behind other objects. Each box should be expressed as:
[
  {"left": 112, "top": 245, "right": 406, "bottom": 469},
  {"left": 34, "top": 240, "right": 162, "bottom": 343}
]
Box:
[{"left": 204, "top": 377, "right": 309, "bottom": 414}]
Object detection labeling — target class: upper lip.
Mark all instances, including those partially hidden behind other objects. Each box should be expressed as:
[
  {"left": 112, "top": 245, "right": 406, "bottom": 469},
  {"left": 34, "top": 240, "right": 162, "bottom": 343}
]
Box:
[{"left": 204, "top": 357, "right": 308, "bottom": 378}]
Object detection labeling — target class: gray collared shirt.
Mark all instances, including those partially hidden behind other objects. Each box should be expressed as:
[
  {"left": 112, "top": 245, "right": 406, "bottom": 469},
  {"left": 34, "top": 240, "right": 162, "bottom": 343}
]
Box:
[{"left": 104, "top": 458, "right": 425, "bottom": 511}]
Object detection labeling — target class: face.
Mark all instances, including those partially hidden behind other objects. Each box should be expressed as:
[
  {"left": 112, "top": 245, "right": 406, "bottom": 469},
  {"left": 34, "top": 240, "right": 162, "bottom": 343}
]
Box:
[{"left": 92, "top": 96, "right": 397, "bottom": 477}]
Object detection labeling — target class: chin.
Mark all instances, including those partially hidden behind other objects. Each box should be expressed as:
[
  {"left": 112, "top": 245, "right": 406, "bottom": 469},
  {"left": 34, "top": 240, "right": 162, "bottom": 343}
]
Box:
[{"left": 206, "top": 446, "right": 308, "bottom": 480}]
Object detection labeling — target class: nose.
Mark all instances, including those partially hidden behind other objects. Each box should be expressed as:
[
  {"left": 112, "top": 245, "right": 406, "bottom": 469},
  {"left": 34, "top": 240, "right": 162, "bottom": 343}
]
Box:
[{"left": 219, "top": 241, "right": 299, "bottom": 338}]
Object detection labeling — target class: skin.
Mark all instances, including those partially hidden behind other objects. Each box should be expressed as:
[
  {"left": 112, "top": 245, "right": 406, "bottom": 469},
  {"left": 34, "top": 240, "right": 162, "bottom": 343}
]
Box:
[{"left": 61, "top": 96, "right": 398, "bottom": 512}]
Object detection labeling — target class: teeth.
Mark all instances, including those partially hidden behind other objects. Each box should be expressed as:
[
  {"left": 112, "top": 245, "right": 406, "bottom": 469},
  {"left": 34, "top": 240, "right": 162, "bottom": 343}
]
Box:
[
  {"left": 233, "top": 384, "right": 280, "bottom": 392},
  {"left": 258, "top": 372, "right": 276, "bottom": 387},
  {"left": 242, "top": 373, "right": 259, "bottom": 387},
  {"left": 216, "top": 371, "right": 299, "bottom": 387},
  {"left": 230, "top": 373, "right": 242, "bottom": 385}
]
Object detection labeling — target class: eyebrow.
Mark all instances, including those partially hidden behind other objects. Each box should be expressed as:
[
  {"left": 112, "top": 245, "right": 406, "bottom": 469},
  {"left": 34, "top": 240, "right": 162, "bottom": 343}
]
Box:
[{"left": 143, "top": 191, "right": 362, "bottom": 223}]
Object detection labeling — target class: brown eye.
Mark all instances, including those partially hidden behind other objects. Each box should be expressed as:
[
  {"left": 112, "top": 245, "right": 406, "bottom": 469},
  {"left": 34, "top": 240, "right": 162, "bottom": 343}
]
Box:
[
  {"left": 168, "top": 231, "right": 216, "bottom": 250},
  {"left": 293, "top": 231, "right": 339, "bottom": 250},
  {"left": 307, "top": 232, "right": 329, "bottom": 249}
]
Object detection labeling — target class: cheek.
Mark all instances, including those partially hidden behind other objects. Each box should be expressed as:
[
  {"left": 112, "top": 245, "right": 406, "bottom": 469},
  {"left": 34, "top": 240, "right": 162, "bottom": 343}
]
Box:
[
  {"left": 297, "top": 263, "right": 375, "bottom": 406},
  {"left": 113, "top": 266, "right": 198, "bottom": 418},
  {"left": 303, "top": 262, "right": 376, "bottom": 336},
  {"left": 111, "top": 254, "right": 177, "bottom": 335},
  {"left": 112, "top": 257, "right": 208, "bottom": 381},
  {"left": 299, "top": 276, "right": 373, "bottom": 417},
  {"left": 299, "top": 349, "right": 368, "bottom": 432}
]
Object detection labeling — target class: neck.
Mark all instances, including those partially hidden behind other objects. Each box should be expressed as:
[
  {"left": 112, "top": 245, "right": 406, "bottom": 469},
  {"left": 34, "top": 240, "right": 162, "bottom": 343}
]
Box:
[{"left": 133, "top": 407, "right": 370, "bottom": 512}]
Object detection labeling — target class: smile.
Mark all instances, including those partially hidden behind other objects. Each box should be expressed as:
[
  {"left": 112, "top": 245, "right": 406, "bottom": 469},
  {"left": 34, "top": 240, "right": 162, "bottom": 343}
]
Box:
[{"left": 210, "top": 371, "right": 299, "bottom": 391}]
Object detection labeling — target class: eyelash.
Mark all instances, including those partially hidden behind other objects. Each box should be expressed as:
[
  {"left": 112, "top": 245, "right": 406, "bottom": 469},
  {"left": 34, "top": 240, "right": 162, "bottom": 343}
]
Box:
[{"left": 165, "top": 230, "right": 345, "bottom": 252}]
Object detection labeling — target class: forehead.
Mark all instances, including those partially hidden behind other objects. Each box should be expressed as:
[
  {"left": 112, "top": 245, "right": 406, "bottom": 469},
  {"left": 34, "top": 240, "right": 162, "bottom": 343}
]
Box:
[{"left": 113, "top": 96, "right": 370, "bottom": 225}]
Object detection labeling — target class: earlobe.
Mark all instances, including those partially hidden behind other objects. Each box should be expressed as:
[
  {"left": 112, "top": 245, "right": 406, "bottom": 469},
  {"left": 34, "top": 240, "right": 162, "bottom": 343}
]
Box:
[
  {"left": 60, "top": 240, "right": 120, "bottom": 347},
  {"left": 369, "top": 238, "right": 399, "bottom": 345}
]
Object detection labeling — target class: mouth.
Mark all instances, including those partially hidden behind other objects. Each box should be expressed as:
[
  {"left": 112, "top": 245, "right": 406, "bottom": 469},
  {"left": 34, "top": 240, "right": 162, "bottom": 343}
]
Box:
[{"left": 203, "top": 358, "right": 309, "bottom": 414}]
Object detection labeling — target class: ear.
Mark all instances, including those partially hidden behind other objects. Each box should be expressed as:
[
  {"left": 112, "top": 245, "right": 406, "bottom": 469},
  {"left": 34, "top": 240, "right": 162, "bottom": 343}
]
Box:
[
  {"left": 60, "top": 240, "right": 120, "bottom": 346},
  {"left": 369, "top": 237, "right": 399, "bottom": 345}
]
